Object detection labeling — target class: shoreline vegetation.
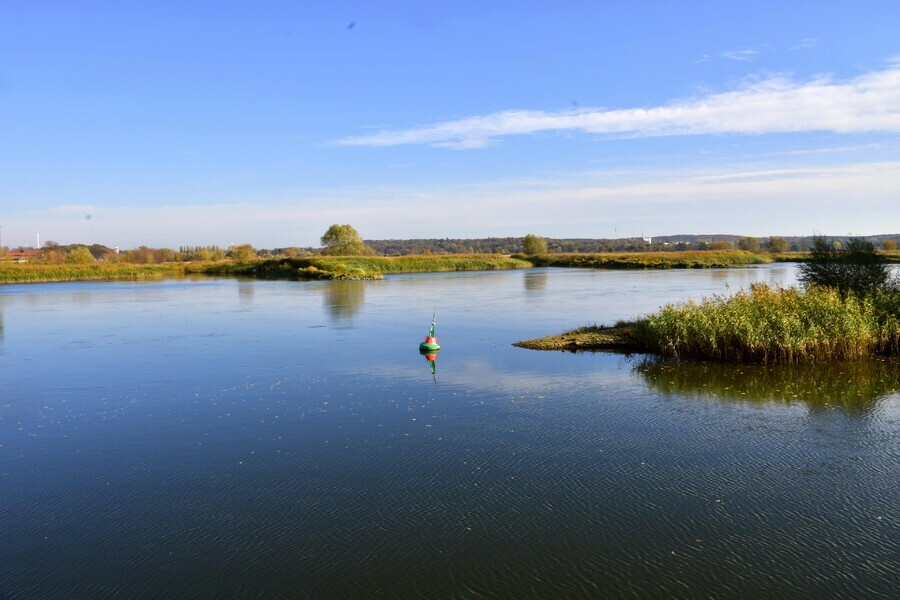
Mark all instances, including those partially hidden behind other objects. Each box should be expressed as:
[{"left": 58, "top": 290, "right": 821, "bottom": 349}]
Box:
[
  {"left": 194, "top": 254, "right": 533, "bottom": 280},
  {"left": 527, "top": 250, "right": 773, "bottom": 269},
  {"left": 515, "top": 283, "right": 900, "bottom": 363},
  {"left": 0, "top": 249, "right": 781, "bottom": 284},
  {"left": 0, "top": 263, "right": 188, "bottom": 284}
]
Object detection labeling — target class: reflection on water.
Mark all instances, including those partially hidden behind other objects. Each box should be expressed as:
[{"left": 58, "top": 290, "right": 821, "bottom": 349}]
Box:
[
  {"left": 323, "top": 280, "right": 365, "bottom": 322},
  {"left": 523, "top": 271, "right": 548, "bottom": 291},
  {"left": 420, "top": 348, "right": 438, "bottom": 382},
  {"left": 636, "top": 357, "right": 900, "bottom": 412},
  {"left": 238, "top": 282, "right": 255, "bottom": 305}
]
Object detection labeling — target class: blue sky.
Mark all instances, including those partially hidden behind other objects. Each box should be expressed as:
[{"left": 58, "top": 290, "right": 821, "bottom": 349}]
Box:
[{"left": 2, "top": 1, "right": 899, "bottom": 248}]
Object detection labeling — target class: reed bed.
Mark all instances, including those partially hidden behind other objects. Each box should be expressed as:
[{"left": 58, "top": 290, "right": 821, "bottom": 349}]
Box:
[
  {"left": 0, "top": 263, "right": 186, "bottom": 283},
  {"left": 633, "top": 283, "right": 900, "bottom": 363},
  {"left": 528, "top": 250, "right": 771, "bottom": 269}
]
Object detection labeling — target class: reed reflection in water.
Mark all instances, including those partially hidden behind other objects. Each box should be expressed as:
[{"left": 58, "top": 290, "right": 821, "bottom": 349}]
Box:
[{"left": 636, "top": 357, "right": 900, "bottom": 412}]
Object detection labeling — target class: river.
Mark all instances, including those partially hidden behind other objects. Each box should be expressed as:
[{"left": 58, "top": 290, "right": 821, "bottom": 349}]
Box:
[{"left": 1, "top": 265, "right": 897, "bottom": 598}]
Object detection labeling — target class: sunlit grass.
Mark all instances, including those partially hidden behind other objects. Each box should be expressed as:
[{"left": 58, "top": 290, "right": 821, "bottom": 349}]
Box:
[{"left": 0, "top": 263, "right": 186, "bottom": 283}]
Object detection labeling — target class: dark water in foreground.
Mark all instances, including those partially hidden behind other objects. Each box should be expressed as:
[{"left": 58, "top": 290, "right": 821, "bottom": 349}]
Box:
[{"left": 1, "top": 266, "right": 897, "bottom": 598}]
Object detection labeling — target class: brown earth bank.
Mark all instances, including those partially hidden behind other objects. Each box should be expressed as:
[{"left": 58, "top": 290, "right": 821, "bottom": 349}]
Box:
[{"left": 513, "top": 324, "right": 642, "bottom": 352}]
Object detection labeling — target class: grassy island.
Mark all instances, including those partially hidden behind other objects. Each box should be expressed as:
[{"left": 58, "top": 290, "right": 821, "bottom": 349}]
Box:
[
  {"left": 516, "top": 284, "right": 900, "bottom": 364},
  {"left": 193, "top": 254, "right": 532, "bottom": 280}
]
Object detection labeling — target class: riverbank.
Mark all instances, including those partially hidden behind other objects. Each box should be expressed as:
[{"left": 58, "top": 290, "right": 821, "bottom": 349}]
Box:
[
  {"left": 0, "top": 262, "right": 188, "bottom": 284},
  {"left": 514, "top": 324, "right": 642, "bottom": 351},
  {"left": 516, "top": 284, "right": 900, "bottom": 363},
  {"left": 201, "top": 249, "right": 775, "bottom": 280},
  {"left": 1, "top": 250, "right": 793, "bottom": 284},
  {"left": 526, "top": 250, "right": 771, "bottom": 269}
]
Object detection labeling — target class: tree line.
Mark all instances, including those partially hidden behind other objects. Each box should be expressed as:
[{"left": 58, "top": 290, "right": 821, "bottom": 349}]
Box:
[{"left": 3, "top": 226, "right": 897, "bottom": 264}]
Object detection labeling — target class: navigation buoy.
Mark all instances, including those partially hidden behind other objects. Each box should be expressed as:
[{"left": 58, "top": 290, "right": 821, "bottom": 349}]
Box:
[{"left": 419, "top": 311, "right": 440, "bottom": 353}]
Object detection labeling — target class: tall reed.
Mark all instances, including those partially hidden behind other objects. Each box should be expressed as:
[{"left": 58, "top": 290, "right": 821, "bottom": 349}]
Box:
[{"left": 633, "top": 283, "right": 900, "bottom": 363}]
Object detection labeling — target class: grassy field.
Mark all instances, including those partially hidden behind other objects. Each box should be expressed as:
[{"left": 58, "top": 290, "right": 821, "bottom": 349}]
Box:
[
  {"left": 194, "top": 254, "right": 533, "bottom": 280},
  {"left": 526, "top": 250, "right": 772, "bottom": 269},
  {"left": 517, "top": 284, "right": 900, "bottom": 364},
  {"left": 0, "top": 262, "right": 187, "bottom": 284}
]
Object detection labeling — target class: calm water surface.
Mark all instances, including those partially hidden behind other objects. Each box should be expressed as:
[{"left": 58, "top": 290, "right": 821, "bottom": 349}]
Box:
[{"left": 1, "top": 266, "right": 898, "bottom": 598}]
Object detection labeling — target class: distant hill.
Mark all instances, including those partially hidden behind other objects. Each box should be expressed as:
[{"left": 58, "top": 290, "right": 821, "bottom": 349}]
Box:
[{"left": 364, "top": 234, "right": 900, "bottom": 255}]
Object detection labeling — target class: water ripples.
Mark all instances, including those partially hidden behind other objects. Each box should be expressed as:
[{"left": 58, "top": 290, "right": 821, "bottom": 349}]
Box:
[{"left": 2, "top": 272, "right": 898, "bottom": 598}]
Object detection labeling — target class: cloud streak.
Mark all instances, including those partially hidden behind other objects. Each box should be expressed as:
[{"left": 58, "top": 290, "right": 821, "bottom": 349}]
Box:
[
  {"left": 722, "top": 48, "right": 760, "bottom": 61},
  {"left": 10, "top": 161, "right": 899, "bottom": 247},
  {"left": 337, "top": 66, "right": 900, "bottom": 149}
]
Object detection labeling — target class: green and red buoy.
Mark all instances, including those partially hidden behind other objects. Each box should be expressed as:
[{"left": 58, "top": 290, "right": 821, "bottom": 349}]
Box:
[{"left": 419, "top": 311, "right": 440, "bottom": 354}]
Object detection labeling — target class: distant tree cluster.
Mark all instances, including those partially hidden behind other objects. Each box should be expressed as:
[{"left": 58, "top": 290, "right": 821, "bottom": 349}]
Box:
[
  {"left": 369, "top": 237, "right": 523, "bottom": 256},
  {"left": 121, "top": 246, "right": 176, "bottom": 264},
  {"left": 9, "top": 230, "right": 898, "bottom": 265},
  {"left": 737, "top": 237, "right": 760, "bottom": 252},
  {"left": 365, "top": 236, "right": 792, "bottom": 255},
  {"left": 709, "top": 241, "right": 734, "bottom": 250},
  {"left": 227, "top": 244, "right": 257, "bottom": 263},
  {"left": 178, "top": 245, "right": 227, "bottom": 261}
]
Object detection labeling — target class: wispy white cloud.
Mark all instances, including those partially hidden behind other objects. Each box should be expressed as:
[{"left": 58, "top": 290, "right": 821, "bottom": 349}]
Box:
[
  {"left": 336, "top": 65, "right": 900, "bottom": 149},
  {"left": 722, "top": 48, "right": 760, "bottom": 61},
  {"left": 10, "top": 161, "right": 900, "bottom": 247},
  {"left": 789, "top": 38, "right": 817, "bottom": 50}
]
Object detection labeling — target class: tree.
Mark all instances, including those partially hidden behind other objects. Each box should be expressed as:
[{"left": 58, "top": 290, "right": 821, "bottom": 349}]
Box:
[
  {"left": 42, "top": 249, "right": 66, "bottom": 264},
  {"left": 709, "top": 241, "right": 733, "bottom": 250},
  {"left": 798, "top": 236, "right": 890, "bottom": 296},
  {"left": 228, "top": 244, "right": 257, "bottom": 263},
  {"left": 737, "top": 236, "right": 760, "bottom": 252},
  {"left": 522, "top": 234, "right": 548, "bottom": 255},
  {"left": 65, "top": 246, "right": 95, "bottom": 264},
  {"left": 320, "top": 224, "right": 375, "bottom": 256},
  {"left": 882, "top": 240, "right": 896, "bottom": 251},
  {"left": 766, "top": 236, "right": 789, "bottom": 253}
]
